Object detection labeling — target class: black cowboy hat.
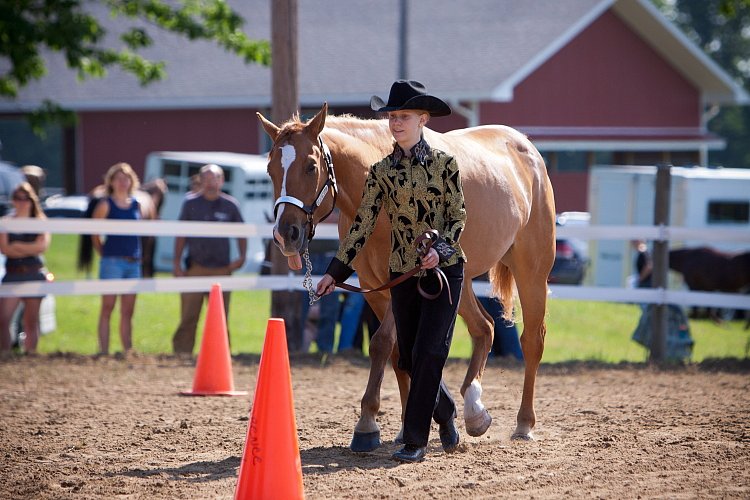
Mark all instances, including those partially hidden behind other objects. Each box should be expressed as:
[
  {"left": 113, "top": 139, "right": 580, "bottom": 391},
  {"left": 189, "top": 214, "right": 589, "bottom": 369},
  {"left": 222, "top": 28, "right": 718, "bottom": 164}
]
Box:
[{"left": 370, "top": 80, "right": 451, "bottom": 117}]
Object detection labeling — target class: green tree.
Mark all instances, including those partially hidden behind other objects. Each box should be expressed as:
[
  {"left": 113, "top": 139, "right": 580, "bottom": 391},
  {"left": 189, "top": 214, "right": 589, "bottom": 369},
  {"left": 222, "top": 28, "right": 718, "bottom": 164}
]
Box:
[
  {"left": 0, "top": 0, "right": 271, "bottom": 132},
  {"left": 653, "top": 0, "right": 750, "bottom": 168}
]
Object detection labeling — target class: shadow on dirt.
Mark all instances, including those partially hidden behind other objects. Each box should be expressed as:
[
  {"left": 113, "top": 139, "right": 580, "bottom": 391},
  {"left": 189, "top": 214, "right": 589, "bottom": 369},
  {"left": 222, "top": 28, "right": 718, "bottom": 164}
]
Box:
[
  {"left": 299, "top": 444, "right": 440, "bottom": 474},
  {"left": 36, "top": 351, "right": 750, "bottom": 374},
  {"left": 115, "top": 456, "right": 240, "bottom": 483}
]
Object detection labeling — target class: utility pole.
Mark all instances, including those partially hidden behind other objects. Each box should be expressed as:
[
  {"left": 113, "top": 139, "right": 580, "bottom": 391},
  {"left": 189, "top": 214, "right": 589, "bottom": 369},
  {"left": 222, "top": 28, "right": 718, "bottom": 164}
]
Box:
[
  {"left": 650, "top": 164, "right": 671, "bottom": 362},
  {"left": 398, "top": 0, "right": 408, "bottom": 79},
  {"left": 270, "top": 0, "right": 303, "bottom": 352}
]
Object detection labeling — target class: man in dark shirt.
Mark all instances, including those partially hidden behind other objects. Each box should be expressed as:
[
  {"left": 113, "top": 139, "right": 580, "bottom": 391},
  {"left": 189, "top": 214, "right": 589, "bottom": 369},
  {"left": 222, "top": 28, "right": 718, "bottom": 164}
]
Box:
[
  {"left": 172, "top": 164, "right": 247, "bottom": 355},
  {"left": 633, "top": 239, "right": 653, "bottom": 288}
]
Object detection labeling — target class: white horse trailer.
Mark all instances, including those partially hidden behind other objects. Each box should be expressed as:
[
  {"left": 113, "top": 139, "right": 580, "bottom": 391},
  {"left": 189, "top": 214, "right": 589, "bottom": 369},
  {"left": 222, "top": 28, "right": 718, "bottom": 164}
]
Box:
[
  {"left": 588, "top": 165, "right": 750, "bottom": 287},
  {"left": 143, "top": 151, "right": 273, "bottom": 274}
]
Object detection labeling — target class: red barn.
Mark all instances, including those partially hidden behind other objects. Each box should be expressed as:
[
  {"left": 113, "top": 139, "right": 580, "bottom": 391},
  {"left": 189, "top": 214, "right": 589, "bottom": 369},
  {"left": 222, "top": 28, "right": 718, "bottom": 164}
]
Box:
[{"left": 0, "top": 0, "right": 746, "bottom": 212}]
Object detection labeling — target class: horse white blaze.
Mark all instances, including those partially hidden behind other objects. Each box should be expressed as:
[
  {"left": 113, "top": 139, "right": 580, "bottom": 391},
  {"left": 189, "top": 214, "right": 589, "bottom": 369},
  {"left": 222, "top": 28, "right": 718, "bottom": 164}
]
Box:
[
  {"left": 275, "top": 143, "right": 304, "bottom": 270},
  {"left": 275, "top": 143, "right": 297, "bottom": 225}
]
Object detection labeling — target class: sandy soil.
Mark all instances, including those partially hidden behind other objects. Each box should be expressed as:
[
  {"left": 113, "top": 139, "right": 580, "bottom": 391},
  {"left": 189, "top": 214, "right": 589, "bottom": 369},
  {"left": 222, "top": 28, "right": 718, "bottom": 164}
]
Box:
[{"left": 0, "top": 353, "right": 748, "bottom": 499}]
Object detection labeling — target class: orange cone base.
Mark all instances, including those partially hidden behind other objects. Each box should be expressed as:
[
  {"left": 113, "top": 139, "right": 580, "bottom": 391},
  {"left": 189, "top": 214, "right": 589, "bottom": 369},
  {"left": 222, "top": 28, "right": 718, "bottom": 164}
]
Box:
[
  {"left": 177, "top": 283, "right": 247, "bottom": 398},
  {"left": 179, "top": 389, "right": 248, "bottom": 397}
]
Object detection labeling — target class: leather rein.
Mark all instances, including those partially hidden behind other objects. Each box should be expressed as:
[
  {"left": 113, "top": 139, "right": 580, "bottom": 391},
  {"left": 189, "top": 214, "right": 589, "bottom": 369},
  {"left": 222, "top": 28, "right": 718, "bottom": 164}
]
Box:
[
  {"left": 273, "top": 137, "right": 450, "bottom": 303},
  {"left": 335, "top": 229, "right": 452, "bottom": 304}
]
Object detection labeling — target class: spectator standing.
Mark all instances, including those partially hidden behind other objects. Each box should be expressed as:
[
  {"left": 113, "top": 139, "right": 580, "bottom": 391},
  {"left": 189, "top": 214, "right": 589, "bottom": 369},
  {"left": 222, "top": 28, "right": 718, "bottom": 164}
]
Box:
[
  {"left": 300, "top": 212, "right": 341, "bottom": 354},
  {"left": 0, "top": 182, "right": 51, "bottom": 356},
  {"left": 474, "top": 274, "right": 523, "bottom": 360},
  {"left": 352, "top": 301, "right": 380, "bottom": 354},
  {"left": 633, "top": 239, "right": 653, "bottom": 288},
  {"left": 337, "top": 283, "right": 367, "bottom": 354},
  {"left": 21, "top": 165, "right": 46, "bottom": 198},
  {"left": 172, "top": 164, "right": 246, "bottom": 355},
  {"left": 479, "top": 297, "right": 523, "bottom": 360},
  {"left": 92, "top": 163, "right": 146, "bottom": 356}
]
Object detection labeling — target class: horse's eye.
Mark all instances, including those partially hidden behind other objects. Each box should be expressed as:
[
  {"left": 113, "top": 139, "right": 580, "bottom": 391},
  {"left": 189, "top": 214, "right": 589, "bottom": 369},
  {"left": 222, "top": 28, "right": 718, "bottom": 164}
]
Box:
[{"left": 305, "top": 162, "right": 316, "bottom": 174}]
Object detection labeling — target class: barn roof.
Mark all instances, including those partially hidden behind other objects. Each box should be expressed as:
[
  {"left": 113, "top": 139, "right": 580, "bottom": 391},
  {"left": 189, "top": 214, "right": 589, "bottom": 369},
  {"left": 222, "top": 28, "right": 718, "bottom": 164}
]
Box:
[{"left": 1, "top": 0, "right": 747, "bottom": 113}]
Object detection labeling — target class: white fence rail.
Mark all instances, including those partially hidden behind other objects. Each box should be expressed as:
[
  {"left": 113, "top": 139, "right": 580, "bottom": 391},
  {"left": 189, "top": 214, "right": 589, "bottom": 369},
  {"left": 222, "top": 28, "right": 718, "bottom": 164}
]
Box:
[{"left": 1, "top": 219, "right": 748, "bottom": 310}]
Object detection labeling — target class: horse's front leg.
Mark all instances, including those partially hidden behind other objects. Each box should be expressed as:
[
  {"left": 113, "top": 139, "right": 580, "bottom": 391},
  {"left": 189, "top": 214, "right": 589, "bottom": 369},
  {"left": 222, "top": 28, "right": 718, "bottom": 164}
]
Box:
[
  {"left": 458, "top": 287, "right": 494, "bottom": 437},
  {"left": 351, "top": 302, "right": 404, "bottom": 451}
]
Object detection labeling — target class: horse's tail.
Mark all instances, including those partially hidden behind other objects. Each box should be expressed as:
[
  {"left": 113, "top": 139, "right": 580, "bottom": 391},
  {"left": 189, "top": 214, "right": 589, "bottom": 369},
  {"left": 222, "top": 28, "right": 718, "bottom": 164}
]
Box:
[
  {"left": 489, "top": 260, "right": 515, "bottom": 321},
  {"left": 77, "top": 196, "right": 101, "bottom": 275}
]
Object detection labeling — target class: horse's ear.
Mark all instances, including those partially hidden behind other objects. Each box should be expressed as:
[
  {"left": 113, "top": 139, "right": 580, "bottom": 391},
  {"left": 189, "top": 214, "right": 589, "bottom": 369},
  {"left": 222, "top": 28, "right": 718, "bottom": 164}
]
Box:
[
  {"left": 257, "top": 112, "right": 281, "bottom": 141},
  {"left": 306, "top": 102, "right": 328, "bottom": 138}
]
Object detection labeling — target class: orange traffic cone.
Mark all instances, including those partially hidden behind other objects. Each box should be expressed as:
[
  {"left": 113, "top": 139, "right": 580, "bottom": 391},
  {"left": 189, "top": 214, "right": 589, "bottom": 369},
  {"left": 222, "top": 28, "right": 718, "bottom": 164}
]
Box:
[
  {"left": 235, "top": 318, "right": 304, "bottom": 500},
  {"left": 180, "top": 283, "right": 247, "bottom": 396}
]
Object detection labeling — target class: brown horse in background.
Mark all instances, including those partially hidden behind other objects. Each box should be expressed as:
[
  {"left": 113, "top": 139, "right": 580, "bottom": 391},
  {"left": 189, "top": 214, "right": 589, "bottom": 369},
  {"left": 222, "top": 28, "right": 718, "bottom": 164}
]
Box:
[
  {"left": 669, "top": 246, "right": 750, "bottom": 323},
  {"left": 669, "top": 247, "right": 750, "bottom": 292},
  {"left": 258, "top": 104, "right": 556, "bottom": 451}
]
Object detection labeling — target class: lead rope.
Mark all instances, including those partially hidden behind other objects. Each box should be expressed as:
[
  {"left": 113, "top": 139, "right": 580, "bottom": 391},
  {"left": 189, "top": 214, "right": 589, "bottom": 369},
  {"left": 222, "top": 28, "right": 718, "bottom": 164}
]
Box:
[{"left": 302, "top": 247, "right": 320, "bottom": 305}]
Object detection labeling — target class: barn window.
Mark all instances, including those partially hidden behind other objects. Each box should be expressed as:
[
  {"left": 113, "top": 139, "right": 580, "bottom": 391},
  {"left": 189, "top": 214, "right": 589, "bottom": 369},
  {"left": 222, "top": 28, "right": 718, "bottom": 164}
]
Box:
[
  {"left": 556, "top": 151, "right": 588, "bottom": 172},
  {"left": 707, "top": 200, "right": 749, "bottom": 224}
]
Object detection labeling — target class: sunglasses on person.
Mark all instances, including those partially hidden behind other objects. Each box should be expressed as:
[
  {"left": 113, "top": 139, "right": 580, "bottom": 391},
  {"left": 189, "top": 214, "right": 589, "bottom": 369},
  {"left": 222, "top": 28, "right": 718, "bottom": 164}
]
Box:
[{"left": 12, "top": 194, "right": 31, "bottom": 202}]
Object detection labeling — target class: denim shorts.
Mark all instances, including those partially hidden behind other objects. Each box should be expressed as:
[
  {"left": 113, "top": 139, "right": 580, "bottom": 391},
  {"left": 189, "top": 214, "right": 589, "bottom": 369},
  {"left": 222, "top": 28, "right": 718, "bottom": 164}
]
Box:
[{"left": 99, "top": 256, "right": 142, "bottom": 280}]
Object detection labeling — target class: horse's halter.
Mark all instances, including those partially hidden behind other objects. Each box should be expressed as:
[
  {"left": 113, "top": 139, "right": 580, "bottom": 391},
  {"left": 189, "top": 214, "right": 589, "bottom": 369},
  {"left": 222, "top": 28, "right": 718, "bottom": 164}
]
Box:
[{"left": 273, "top": 136, "right": 338, "bottom": 241}]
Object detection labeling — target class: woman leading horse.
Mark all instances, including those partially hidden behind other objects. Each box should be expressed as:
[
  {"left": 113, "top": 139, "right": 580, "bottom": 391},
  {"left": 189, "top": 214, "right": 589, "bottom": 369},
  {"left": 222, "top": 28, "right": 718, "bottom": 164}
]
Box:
[
  {"left": 258, "top": 92, "right": 555, "bottom": 453},
  {"left": 315, "top": 81, "right": 464, "bottom": 463}
]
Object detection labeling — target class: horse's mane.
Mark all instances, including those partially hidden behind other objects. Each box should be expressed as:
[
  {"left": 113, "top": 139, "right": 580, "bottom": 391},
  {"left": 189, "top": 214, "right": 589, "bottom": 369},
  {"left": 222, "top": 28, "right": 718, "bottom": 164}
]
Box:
[
  {"left": 275, "top": 112, "right": 393, "bottom": 160},
  {"left": 324, "top": 114, "right": 394, "bottom": 156}
]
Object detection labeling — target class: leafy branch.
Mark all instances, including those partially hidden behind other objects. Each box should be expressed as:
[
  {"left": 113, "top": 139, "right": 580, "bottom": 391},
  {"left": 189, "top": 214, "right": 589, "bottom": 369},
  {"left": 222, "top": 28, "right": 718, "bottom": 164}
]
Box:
[{"left": 0, "top": 0, "right": 271, "bottom": 133}]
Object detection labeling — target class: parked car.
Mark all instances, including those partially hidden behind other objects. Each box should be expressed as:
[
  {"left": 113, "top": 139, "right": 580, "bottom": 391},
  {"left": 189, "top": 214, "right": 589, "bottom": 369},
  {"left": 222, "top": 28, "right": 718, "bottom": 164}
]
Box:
[
  {"left": 0, "top": 161, "right": 25, "bottom": 216},
  {"left": 548, "top": 212, "right": 590, "bottom": 285},
  {"left": 42, "top": 194, "right": 90, "bottom": 218}
]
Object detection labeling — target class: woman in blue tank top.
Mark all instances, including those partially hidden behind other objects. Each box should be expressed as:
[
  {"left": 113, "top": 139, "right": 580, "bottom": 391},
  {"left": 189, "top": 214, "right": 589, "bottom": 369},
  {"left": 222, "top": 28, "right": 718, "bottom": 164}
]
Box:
[
  {"left": 0, "top": 182, "right": 51, "bottom": 357},
  {"left": 92, "top": 163, "right": 145, "bottom": 356}
]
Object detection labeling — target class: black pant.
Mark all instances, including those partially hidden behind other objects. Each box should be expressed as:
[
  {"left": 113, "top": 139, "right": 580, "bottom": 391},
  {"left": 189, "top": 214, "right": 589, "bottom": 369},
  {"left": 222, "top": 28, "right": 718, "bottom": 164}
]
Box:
[{"left": 390, "top": 262, "right": 463, "bottom": 447}]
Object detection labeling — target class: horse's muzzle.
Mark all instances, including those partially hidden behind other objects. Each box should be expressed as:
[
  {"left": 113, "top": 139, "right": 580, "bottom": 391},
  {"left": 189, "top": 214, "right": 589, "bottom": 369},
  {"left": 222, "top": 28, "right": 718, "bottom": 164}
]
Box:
[
  {"left": 273, "top": 221, "right": 304, "bottom": 252},
  {"left": 273, "top": 223, "right": 307, "bottom": 270}
]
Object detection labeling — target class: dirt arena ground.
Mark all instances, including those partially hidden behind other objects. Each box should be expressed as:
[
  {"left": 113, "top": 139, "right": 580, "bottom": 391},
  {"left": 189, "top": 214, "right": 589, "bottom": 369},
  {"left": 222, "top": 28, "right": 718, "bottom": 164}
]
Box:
[{"left": 1, "top": 353, "right": 748, "bottom": 499}]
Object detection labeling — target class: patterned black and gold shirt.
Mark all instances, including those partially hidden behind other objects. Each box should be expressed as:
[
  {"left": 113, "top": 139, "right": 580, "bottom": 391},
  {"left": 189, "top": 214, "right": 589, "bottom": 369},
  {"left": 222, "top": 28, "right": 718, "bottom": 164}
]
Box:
[{"left": 326, "top": 137, "right": 466, "bottom": 282}]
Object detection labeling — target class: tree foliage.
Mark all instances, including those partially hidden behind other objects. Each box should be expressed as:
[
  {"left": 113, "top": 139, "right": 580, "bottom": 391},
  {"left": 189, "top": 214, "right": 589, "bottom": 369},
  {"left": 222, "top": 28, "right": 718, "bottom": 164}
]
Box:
[
  {"left": 0, "top": 0, "right": 271, "bottom": 132},
  {"left": 653, "top": 0, "right": 750, "bottom": 168}
]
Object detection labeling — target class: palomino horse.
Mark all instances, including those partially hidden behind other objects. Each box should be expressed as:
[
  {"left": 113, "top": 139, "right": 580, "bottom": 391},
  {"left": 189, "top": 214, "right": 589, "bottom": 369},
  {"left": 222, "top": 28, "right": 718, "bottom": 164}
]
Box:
[{"left": 258, "top": 104, "right": 555, "bottom": 450}]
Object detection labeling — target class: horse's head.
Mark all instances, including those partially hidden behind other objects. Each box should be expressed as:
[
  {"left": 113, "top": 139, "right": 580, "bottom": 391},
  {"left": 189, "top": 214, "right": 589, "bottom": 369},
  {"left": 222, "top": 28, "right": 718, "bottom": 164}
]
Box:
[{"left": 257, "top": 103, "right": 336, "bottom": 270}]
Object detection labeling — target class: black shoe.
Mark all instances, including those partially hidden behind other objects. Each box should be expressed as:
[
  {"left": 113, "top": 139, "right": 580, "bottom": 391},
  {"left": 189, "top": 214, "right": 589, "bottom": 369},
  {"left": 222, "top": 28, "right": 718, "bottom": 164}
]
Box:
[
  {"left": 439, "top": 418, "right": 460, "bottom": 453},
  {"left": 391, "top": 445, "right": 426, "bottom": 463}
]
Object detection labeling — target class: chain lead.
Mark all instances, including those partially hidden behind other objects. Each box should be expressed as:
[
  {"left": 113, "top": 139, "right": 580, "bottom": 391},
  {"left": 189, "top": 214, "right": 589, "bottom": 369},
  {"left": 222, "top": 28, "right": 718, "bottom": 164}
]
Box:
[{"left": 302, "top": 248, "right": 320, "bottom": 306}]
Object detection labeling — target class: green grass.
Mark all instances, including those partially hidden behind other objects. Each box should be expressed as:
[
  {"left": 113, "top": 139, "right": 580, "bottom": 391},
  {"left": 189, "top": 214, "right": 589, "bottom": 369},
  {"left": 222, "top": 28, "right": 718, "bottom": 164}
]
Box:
[
  {"left": 453, "top": 300, "right": 749, "bottom": 363},
  {"left": 37, "top": 234, "right": 750, "bottom": 362}
]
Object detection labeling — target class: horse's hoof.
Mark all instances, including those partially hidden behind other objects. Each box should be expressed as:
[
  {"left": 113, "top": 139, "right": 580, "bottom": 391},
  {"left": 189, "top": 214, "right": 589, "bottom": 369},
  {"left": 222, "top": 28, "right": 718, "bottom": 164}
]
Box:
[
  {"left": 465, "top": 409, "right": 492, "bottom": 437},
  {"left": 511, "top": 432, "right": 535, "bottom": 441},
  {"left": 350, "top": 430, "right": 381, "bottom": 452}
]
